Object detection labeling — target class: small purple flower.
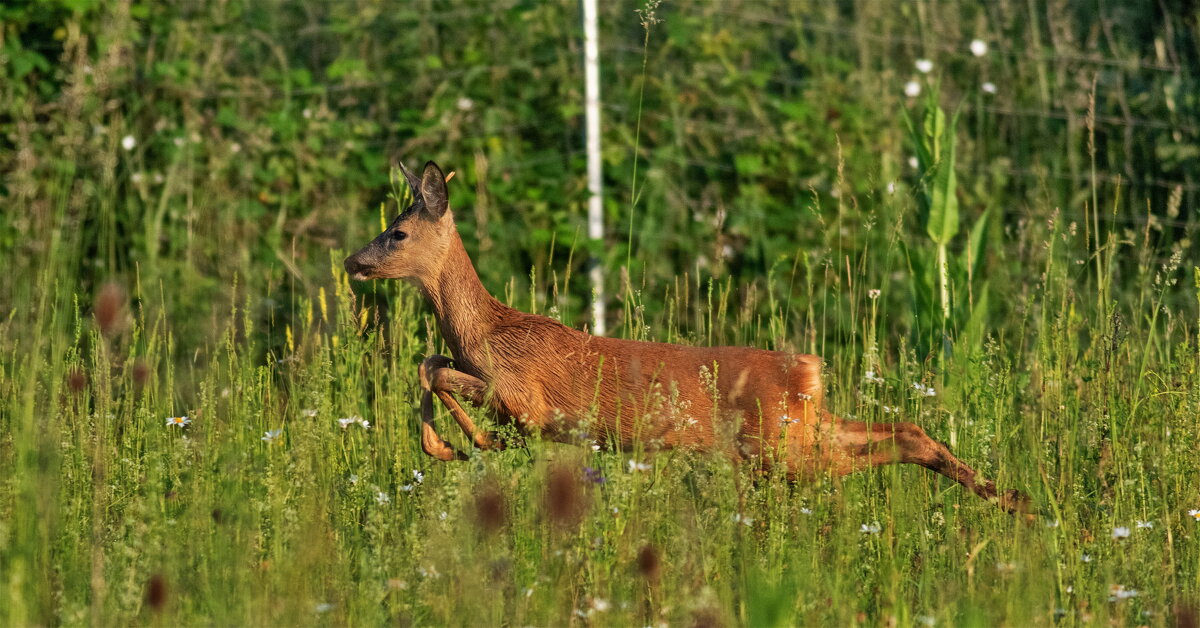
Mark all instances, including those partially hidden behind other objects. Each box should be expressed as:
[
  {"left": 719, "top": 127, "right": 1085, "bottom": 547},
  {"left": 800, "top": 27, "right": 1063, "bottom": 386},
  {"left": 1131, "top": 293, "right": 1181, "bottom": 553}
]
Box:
[{"left": 582, "top": 467, "right": 607, "bottom": 485}]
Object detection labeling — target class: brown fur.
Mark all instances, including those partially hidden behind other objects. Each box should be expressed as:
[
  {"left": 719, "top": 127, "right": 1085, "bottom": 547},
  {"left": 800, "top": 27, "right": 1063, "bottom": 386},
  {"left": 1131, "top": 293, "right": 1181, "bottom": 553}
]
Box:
[{"left": 345, "top": 161, "right": 1030, "bottom": 514}]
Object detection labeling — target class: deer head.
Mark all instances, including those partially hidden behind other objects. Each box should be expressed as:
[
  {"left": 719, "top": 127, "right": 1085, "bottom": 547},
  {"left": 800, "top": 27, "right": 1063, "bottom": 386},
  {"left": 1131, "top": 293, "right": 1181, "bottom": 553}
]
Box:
[{"left": 344, "top": 161, "right": 454, "bottom": 282}]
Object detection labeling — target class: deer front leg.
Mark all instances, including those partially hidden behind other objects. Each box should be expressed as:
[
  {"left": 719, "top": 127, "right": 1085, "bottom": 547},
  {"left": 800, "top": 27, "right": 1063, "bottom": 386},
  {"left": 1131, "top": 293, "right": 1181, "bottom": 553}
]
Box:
[
  {"left": 419, "top": 355, "right": 503, "bottom": 451},
  {"left": 420, "top": 388, "right": 467, "bottom": 461}
]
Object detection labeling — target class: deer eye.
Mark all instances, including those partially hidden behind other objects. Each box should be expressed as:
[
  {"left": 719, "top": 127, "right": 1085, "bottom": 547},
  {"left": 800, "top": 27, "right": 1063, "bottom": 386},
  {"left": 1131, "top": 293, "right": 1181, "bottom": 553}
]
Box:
[{"left": 390, "top": 230, "right": 408, "bottom": 242}]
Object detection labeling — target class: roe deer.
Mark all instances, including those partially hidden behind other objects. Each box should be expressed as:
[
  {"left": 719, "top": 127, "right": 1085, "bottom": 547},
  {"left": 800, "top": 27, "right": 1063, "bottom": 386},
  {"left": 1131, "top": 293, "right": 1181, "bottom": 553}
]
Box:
[{"left": 344, "top": 161, "right": 1030, "bottom": 514}]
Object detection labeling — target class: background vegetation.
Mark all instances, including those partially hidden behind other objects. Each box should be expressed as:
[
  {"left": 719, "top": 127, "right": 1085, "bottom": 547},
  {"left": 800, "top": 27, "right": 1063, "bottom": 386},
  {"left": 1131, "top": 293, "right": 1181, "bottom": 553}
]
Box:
[{"left": 1, "top": 0, "right": 1198, "bottom": 625}]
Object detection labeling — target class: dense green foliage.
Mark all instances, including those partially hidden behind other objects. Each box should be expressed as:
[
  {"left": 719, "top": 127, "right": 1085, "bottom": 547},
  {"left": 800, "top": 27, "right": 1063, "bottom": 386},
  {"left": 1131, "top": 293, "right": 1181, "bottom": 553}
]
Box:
[{"left": 2, "top": 0, "right": 1199, "bottom": 625}]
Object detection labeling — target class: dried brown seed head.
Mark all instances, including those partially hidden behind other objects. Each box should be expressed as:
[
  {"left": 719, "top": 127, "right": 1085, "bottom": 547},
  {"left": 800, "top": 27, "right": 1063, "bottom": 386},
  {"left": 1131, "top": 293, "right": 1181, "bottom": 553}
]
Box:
[
  {"left": 145, "top": 574, "right": 167, "bottom": 611},
  {"left": 637, "top": 543, "right": 660, "bottom": 583},
  {"left": 94, "top": 282, "right": 126, "bottom": 337},
  {"left": 474, "top": 483, "right": 506, "bottom": 534},
  {"left": 66, "top": 369, "right": 87, "bottom": 393}
]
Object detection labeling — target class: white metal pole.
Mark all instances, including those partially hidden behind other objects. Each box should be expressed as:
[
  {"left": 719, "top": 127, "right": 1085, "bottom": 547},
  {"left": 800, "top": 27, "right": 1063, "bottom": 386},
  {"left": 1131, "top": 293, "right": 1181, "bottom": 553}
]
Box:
[{"left": 583, "top": 0, "right": 605, "bottom": 336}]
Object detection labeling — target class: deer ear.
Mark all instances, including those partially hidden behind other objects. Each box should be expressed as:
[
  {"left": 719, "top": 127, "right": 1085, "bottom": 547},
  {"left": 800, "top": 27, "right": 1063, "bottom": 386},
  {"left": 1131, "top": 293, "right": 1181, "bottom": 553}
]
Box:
[
  {"left": 419, "top": 161, "right": 448, "bottom": 219},
  {"left": 397, "top": 161, "right": 422, "bottom": 200}
]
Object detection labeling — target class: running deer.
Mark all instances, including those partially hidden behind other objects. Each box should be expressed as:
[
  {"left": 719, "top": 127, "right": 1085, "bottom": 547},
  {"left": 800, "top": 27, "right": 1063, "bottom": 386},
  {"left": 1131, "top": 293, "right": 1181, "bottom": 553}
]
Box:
[{"left": 344, "top": 161, "right": 1030, "bottom": 514}]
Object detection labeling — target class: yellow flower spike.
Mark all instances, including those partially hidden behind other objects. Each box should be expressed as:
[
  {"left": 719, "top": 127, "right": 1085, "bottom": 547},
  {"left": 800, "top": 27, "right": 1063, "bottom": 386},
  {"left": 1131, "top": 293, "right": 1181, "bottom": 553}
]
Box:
[
  {"left": 286, "top": 325, "right": 294, "bottom": 354},
  {"left": 318, "top": 286, "right": 328, "bottom": 323},
  {"left": 358, "top": 307, "right": 369, "bottom": 333}
]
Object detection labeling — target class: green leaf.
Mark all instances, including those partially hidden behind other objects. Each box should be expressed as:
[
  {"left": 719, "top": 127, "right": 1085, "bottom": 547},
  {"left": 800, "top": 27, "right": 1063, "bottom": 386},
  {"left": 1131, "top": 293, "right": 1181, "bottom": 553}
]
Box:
[
  {"left": 966, "top": 207, "right": 991, "bottom": 281},
  {"left": 925, "top": 107, "right": 960, "bottom": 245}
]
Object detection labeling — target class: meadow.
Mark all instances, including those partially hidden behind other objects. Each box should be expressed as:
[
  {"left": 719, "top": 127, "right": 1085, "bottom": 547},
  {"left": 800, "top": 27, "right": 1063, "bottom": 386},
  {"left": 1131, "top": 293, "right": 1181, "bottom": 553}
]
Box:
[{"left": 1, "top": 0, "right": 1199, "bottom": 625}]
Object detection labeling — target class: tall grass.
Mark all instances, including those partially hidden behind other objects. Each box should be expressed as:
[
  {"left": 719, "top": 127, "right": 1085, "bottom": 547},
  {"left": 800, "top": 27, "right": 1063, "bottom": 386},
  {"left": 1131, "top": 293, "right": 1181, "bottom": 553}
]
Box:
[{"left": 2, "top": 0, "right": 1199, "bottom": 625}]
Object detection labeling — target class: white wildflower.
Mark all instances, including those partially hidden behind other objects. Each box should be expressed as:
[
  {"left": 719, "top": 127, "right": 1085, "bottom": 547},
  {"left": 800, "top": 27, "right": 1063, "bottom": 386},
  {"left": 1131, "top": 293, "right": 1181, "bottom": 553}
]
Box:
[
  {"left": 912, "top": 382, "right": 937, "bottom": 397},
  {"left": 982, "top": 81, "right": 998, "bottom": 95},
  {"left": 456, "top": 97, "right": 474, "bottom": 111},
  {"left": 412, "top": 469, "right": 424, "bottom": 483},
  {"left": 627, "top": 459, "right": 651, "bottom": 472},
  {"left": 1188, "top": 508, "right": 1200, "bottom": 521},
  {"left": 904, "top": 80, "right": 922, "bottom": 97},
  {"left": 300, "top": 408, "right": 317, "bottom": 417},
  {"left": 915, "top": 59, "right": 934, "bottom": 74},
  {"left": 374, "top": 489, "right": 390, "bottom": 505},
  {"left": 868, "top": 288, "right": 881, "bottom": 299},
  {"left": 860, "top": 521, "right": 882, "bottom": 534},
  {"left": 121, "top": 135, "right": 136, "bottom": 150},
  {"left": 337, "top": 416, "right": 369, "bottom": 430},
  {"left": 165, "top": 416, "right": 190, "bottom": 427},
  {"left": 969, "top": 39, "right": 988, "bottom": 57},
  {"left": 1111, "top": 526, "right": 1131, "bottom": 540},
  {"left": 732, "top": 513, "right": 753, "bottom": 526},
  {"left": 1108, "top": 584, "right": 1138, "bottom": 601},
  {"left": 315, "top": 603, "right": 335, "bottom": 613},
  {"left": 1136, "top": 520, "right": 1153, "bottom": 529},
  {"left": 261, "top": 428, "right": 282, "bottom": 443}
]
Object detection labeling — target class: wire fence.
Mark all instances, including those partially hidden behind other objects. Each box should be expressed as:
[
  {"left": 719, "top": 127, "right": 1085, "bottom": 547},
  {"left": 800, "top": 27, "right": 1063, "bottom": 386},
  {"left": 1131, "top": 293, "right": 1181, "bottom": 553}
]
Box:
[{"left": 12, "top": 2, "right": 1199, "bottom": 221}]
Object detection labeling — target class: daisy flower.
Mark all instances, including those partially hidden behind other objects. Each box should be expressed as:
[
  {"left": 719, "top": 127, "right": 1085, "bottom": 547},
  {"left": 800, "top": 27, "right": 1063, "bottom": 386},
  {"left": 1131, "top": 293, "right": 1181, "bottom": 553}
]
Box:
[
  {"left": 166, "top": 416, "right": 191, "bottom": 427},
  {"left": 861, "top": 521, "right": 882, "bottom": 534},
  {"left": 262, "top": 429, "right": 282, "bottom": 443}
]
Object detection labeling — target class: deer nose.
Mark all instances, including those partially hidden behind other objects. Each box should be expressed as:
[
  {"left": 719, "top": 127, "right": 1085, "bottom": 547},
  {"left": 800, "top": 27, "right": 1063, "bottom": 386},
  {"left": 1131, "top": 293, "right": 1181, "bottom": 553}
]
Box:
[{"left": 344, "top": 255, "right": 371, "bottom": 278}]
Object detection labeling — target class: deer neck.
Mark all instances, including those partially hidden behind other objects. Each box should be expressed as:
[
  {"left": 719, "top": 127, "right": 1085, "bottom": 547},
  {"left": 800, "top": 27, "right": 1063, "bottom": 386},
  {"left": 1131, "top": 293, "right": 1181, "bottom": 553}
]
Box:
[{"left": 419, "top": 235, "right": 504, "bottom": 363}]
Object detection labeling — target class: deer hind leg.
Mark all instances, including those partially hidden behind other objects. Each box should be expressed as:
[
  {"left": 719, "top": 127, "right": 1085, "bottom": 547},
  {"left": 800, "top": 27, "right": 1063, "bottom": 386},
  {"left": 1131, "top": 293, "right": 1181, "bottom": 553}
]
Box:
[
  {"left": 826, "top": 417, "right": 1030, "bottom": 514},
  {"left": 419, "top": 355, "right": 502, "bottom": 451}
]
